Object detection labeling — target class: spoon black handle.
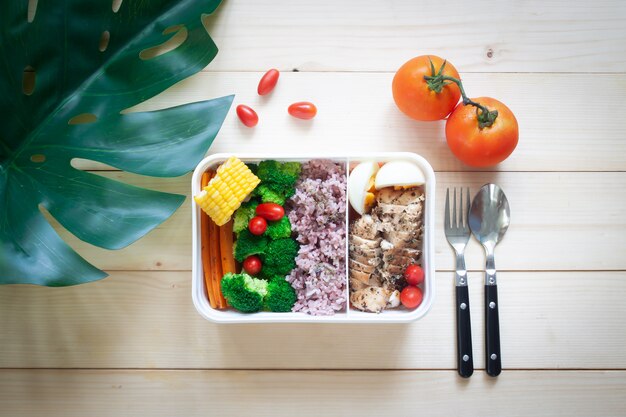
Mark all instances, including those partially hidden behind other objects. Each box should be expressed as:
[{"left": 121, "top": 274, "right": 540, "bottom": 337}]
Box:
[
  {"left": 456, "top": 285, "right": 474, "bottom": 378},
  {"left": 485, "top": 283, "right": 501, "bottom": 376}
]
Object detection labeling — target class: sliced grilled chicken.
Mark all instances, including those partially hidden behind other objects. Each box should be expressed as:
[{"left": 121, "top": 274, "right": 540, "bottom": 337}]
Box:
[
  {"left": 349, "top": 259, "right": 377, "bottom": 274},
  {"left": 381, "top": 246, "right": 421, "bottom": 260},
  {"left": 382, "top": 256, "right": 418, "bottom": 270},
  {"left": 350, "top": 287, "right": 402, "bottom": 313},
  {"left": 350, "top": 269, "right": 372, "bottom": 285},
  {"left": 376, "top": 202, "right": 423, "bottom": 216},
  {"left": 380, "top": 273, "right": 406, "bottom": 291},
  {"left": 351, "top": 253, "right": 382, "bottom": 266},
  {"left": 349, "top": 244, "right": 382, "bottom": 260},
  {"left": 349, "top": 235, "right": 381, "bottom": 249},
  {"left": 349, "top": 185, "right": 425, "bottom": 312},
  {"left": 376, "top": 187, "right": 425, "bottom": 206},
  {"left": 350, "top": 214, "right": 378, "bottom": 240},
  {"left": 382, "top": 232, "right": 422, "bottom": 249},
  {"left": 350, "top": 286, "right": 392, "bottom": 313},
  {"left": 349, "top": 277, "right": 370, "bottom": 292}
]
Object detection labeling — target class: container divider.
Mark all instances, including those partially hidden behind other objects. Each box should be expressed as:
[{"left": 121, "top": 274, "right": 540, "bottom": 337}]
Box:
[{"left": 345, "top": 156, "right": 351, "bottom": 317}]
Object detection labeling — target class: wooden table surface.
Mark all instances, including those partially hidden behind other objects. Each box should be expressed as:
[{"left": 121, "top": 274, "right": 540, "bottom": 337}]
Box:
[{"left": 2, "top": 1, "right": 626, "bottom": 416}]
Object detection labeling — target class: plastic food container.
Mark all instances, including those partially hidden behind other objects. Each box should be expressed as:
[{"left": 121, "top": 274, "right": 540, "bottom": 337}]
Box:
[{"left": 191, "top": 152, "right": 435, "bottom": 323}]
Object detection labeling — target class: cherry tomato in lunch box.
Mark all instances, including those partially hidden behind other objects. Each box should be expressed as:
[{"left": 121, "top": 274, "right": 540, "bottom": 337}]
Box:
[
  {"left": 243, "top": 255, "right": 262, "bottom": 275},
  {"left": 255, "top": 203, "right": 285, "bottom": 221},
  {"left": 288, "top": 102, "right": 317, "bottom": 120},
  {"left": 248, "top": 216, "right": 267, "bottom": 235},
  {"left": 236, "top": 104, "right": 259, "bottom": 127},
  {"left": 258, "top": 69, "right": 280, "bottom": 95},
  {"left": 392, "top": 55, "right": 461, "bottom": 121},
  {"left": 404, "top": 264, "right": 424, "bottom": 286},
  {"left": 400, "top": 286, "right": 423, "bottom": 309},
  {"left": 445, "top": 97, "right": 519, "bottom": 167}
]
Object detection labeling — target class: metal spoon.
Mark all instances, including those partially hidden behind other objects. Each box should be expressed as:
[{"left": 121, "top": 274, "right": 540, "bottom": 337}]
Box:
[{"left": 469, "top": 184, "right": 510, "bottom": 377}]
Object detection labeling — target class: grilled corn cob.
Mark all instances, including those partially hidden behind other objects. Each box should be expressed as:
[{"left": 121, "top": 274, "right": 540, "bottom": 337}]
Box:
[{"left": 194, "top": 157, "right": 260, "bottom": 226}]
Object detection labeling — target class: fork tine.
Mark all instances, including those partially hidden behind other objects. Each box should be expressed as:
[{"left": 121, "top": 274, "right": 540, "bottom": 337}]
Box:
[
  {"left": 459, "top": 187, "right": 465, "bottom": 229},
  {"left": 444, "top": 188, "right": 450, "bottom": 231},
  {"left": 465, "top": 187, "right": 471, "bottom": 229},
  {"left": 452, "top": 187, "right": 457, "bottom": 229}
]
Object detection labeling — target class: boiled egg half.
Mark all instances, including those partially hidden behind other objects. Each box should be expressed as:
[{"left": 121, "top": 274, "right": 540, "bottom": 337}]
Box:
[
  {"left": 348, "top": 161, "right": 379, "bottom": 215},
  {"left": 375, "top": 160, "right": 426, "bottom": 190}
]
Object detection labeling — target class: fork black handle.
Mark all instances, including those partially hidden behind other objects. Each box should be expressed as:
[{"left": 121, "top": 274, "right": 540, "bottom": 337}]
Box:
[
  {"left": 485, "top": 284, "right": 502, "bottom": 376},
  {"left": 456, "top": 285, "right": 474, "bottom": 378}
]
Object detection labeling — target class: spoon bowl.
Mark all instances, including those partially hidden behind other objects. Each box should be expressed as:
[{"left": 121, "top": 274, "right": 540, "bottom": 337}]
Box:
[{"left": 469, "top": 184, "right": 510, "bottom": 250}]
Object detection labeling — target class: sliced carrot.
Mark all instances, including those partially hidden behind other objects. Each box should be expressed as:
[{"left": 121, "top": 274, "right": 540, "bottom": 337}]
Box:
[
  {"left": 218, "top": 219, "right": 236, "bottom": 307},
  {"left": 208, "top": 211, "right": 225, "bottom": 308},
  {"left": 200, "top": 171, "right": 217, "bottom": 309}
]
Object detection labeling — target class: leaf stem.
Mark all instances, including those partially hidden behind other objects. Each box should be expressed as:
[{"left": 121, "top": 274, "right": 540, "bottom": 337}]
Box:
[{"left": 424, "top": 59, "right": 498, "bottom": 129}]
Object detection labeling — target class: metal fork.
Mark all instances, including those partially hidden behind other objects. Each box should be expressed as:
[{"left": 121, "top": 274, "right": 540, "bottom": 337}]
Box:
[{"left": 444, "top": 188, "right": 473, "bottom": 378}]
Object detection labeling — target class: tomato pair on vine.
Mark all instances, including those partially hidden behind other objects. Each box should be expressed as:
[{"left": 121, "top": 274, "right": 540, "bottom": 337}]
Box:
[{"left": 392, "top": 55, "right": 519, "bottom": 167}]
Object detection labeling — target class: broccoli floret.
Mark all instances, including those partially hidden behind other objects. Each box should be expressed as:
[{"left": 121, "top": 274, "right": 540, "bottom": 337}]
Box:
[
  {"left": 234, "top": 229, "right": 268, "bottom": 262},
  {"left": 262, "top": 238, "right": 299, "bottom": 276},
  {"left": 221, "top": 273, "right": 268, "bottom": 313},
  {"left": 233, "top": 200, "right": 259, "bottom": 234},
  {"left": 264, "top": 216, "right": 291, "bottom": 239},
  {"left": 264, "top": 277, "right": 297, "bottom": 312},
  {"left": 254, "top": 183, "right": 287, "bottom": 205},
  {"left": 258, "top": 262, "right": 278, "bottom": 280},
  {"left": 256, "top": 160, "right": 281, "bottom": 181},
  {"left": 256, "top": 160, "right": 301, "bottom": 196},
  {"left": 281, "top": 162, "right": 302, "bottom": 179}
]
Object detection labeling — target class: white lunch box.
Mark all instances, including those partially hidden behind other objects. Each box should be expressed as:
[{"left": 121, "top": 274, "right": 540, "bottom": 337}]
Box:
[{"left": 191, "top": 152, "right": 435, "bottom": 323}]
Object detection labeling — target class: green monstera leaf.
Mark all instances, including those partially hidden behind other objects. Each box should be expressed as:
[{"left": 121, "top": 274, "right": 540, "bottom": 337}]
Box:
[{"left": 0, "top": 0, "right": 233, "bottom": 286}]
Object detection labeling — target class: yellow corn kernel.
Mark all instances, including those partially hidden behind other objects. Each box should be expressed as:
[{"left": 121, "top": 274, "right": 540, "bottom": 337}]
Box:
[{"left": 194, "top": 157, "right": 260, "bottom": 226}]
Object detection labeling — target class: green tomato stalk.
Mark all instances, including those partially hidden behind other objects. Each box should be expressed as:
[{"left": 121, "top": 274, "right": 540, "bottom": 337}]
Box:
[{"left": 423, "top": 59, "right": 498, "bottom": 129}]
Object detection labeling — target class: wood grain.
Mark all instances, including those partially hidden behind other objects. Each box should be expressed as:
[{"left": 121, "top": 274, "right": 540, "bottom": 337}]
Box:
[
  {"left": 1, "top": 369, "right": 625, "bottom": 417},
  {"left": 199, "top": 0, "right": 626, "bottom": 73},
  {"left": 73, "top": 72, "right": 626, "bottom": 172},
  {"left": 5, "top": 2, "right": 626, "bottom": 415},
  {"left": 48, "top": 171, "right": 626, "bottom": 272},
  {"left": 1, "top": 270, "right": 625, "bottom": 369}
]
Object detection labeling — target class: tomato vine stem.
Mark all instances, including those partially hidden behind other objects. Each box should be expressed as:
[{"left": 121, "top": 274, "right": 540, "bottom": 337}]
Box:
[{"left": 423, "top": 58, "right": 498, "bottom": 129}]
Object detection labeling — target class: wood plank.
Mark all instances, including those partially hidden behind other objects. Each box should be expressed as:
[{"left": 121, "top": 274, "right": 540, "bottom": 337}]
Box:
[
  {"left": 1, "top": 270, "right": 625, "bottom": 369},
  {"left": 1, "top": 370, "right": 625, "bottom": 417},
  {"left": 436, "top": 172, "right": 626, "bottom": 271},
  {"left": 199, "top": 0, "right": 626, "bottom": 73},
  {"left": 73, "top": 72, "right": 626, "bottom": 172},
  {"left": 51, "top": 171, "right": 626, "bottom": 272}
]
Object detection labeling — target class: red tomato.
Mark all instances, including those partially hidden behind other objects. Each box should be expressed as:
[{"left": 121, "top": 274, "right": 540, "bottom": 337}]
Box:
[
  {"left": 243, "top": 255, "right": 262, "bottom": 275},
  {"left": 248, "top": 216, "right": 267, "bottom": 235},
  {"left": 258, "top": 69, "right": 280, "bottom": 95},
  {"left": 255, "top": 203, "right": 285, "bottom": 221},
  {"left": 288, "top": 102, "right": 317, "bottom": 120},
  {"left": 392, "top": 55, "right": 461, "bottom": 121},
  {"left": 400, "top": 286, "right": 423, "bottom": 309},
  {"left": 404, "top": 264, "right": 424, "bottom": 286},
  {"left": 236, "top": 104, "right": 258, "bottom": 127},
  {"left": 445, "top": 97, "right": 519, "bottom": 167}
]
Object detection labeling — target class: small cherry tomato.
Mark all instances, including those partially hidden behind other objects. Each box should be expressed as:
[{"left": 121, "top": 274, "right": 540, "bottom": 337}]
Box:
[
  {"left": 258, "top": 69, "right": 280, "bottom": 96},
  {"left": 400, "top": 286, "right": 423, "bottom": 309},
  {"left": 255, "top": 203, "right": 285, "bottom": 221},
  {"left": 445, "top": 97, "right": 519, "bottom": 167},
  {"left": 404, "top": 264, "right": 425, "bottom": 286},
  {"left": 243, "top": 255, "right": 262, "bottom": 275},
  {"left": 236, "top": 104, "right": 258, "bottom": 127},
  {"left": 248, "top": 216, "right": 267, "bottom": 235},
  {"left": 288, "top": 102, "right": 317, "bottom": 120}
]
